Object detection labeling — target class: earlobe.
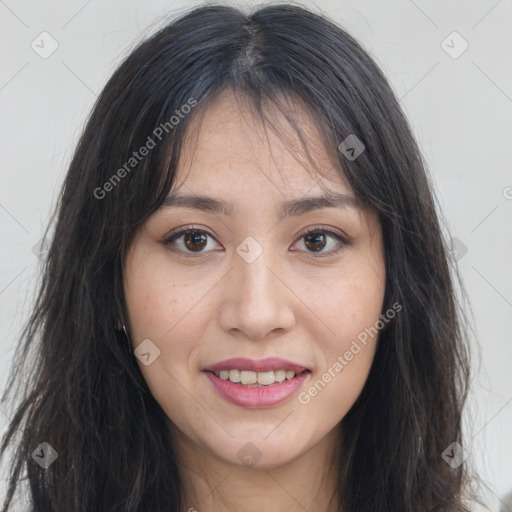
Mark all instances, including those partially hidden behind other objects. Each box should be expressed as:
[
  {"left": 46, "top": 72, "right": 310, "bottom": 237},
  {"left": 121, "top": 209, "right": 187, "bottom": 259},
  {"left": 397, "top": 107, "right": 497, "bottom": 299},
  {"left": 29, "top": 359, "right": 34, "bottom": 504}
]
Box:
[{"left": 116, "top": 319, "right": 130, "bottom": 342}]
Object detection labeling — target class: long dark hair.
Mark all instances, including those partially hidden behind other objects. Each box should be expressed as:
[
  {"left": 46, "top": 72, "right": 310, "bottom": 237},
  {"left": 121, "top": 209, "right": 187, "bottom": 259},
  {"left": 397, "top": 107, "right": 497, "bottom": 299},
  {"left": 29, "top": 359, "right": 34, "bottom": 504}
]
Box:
[{"left": 1, "top": 3, "right": 474, "bottom": 511}]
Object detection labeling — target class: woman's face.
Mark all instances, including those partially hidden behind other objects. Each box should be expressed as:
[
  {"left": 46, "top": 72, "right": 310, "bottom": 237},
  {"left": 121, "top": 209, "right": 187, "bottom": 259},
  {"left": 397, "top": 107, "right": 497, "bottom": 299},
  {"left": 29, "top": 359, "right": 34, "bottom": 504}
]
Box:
[{"left": 124, "top": 89, "right": 386, "bottom": 469}]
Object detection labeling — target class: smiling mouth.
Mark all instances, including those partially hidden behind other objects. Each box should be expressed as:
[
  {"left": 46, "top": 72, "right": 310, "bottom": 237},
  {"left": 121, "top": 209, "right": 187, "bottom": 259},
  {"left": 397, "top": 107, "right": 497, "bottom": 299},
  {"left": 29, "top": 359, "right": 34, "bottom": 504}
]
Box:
[{"left": 206, "top": 369, "right": 310, "bottom": 387}]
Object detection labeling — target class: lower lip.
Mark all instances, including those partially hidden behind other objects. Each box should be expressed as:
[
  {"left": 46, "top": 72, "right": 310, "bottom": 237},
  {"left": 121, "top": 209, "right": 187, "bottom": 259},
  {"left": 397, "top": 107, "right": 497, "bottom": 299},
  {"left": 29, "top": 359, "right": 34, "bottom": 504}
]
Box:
[{"left": 204, "top": 371, "right": 310, "bottom": 408}]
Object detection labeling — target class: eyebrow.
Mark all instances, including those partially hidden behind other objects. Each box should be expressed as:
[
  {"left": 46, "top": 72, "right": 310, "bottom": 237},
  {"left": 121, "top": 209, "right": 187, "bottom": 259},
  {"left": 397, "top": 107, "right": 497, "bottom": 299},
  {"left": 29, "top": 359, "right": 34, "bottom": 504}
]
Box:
[{"left": 159, "top": 191, "right": 359, "bottom": 218}]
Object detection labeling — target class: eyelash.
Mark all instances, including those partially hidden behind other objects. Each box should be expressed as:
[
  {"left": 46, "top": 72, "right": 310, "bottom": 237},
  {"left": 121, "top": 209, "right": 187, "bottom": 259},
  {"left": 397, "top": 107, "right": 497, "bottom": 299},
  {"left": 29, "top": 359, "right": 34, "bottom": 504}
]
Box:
[{"left": 161, "top": 224, "right": 350, "bottom": 258}]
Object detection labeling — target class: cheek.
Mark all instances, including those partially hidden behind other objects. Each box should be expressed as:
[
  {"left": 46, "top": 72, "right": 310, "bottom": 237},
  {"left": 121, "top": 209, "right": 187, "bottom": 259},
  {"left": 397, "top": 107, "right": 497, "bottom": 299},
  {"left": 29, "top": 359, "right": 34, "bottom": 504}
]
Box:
[
  {"left": 298, "top": 298, "right": 381, "bottom": 418},
  {"left": 314, "top": 254, "right": 385, "bottom": 351},
  {"left": 302, "top": 255, "right": 385, "bottom": 409},
  {"left": 124, "top": 263, "right": 208, "bottom": 419},
  {"left": 124, "top": 251, "right": 217, "bottom": 393},
  {"left": 125, "top": 251, "right": 208, "bottom": 342}
]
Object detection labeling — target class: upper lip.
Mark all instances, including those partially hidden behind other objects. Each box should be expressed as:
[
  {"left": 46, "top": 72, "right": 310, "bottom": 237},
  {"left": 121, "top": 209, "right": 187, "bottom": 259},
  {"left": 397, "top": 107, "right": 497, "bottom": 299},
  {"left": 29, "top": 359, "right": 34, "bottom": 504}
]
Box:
[{"left": 204, "top": 357, "right": 310, "bottom": 373}]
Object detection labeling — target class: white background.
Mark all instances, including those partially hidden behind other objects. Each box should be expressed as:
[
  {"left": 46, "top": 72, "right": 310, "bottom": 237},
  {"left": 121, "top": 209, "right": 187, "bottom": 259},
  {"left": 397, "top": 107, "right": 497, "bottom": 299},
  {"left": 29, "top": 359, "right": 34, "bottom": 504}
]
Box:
[{"left": 1, "top": 0, "right": 511, "bottom": 510}]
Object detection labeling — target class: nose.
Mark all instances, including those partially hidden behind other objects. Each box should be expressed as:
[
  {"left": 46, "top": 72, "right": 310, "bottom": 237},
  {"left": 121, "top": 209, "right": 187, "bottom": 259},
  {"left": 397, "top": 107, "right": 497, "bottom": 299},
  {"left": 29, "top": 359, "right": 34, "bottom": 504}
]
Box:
[{"left": 217, "top": 245, "right": 296, "bottom": 341}]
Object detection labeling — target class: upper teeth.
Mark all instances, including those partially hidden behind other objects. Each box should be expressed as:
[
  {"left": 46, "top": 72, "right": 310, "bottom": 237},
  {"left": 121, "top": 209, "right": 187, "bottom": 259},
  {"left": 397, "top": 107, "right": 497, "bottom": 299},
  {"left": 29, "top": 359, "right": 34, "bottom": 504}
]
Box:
[{"left": 215, "top": 369, "right": 298, "bottom": 385}]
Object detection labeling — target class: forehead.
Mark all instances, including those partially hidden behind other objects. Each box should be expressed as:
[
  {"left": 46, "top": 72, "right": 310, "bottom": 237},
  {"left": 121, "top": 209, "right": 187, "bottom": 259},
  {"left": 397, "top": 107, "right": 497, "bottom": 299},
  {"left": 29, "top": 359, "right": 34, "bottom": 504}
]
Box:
[{"left": 172, "top": 88, "right": 352, "bottom": 197}]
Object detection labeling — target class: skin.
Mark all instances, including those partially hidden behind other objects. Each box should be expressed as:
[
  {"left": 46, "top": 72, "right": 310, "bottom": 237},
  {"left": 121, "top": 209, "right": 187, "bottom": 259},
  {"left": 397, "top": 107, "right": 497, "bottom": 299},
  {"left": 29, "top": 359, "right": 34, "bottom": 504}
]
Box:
[{"left": 123, "top": 89, "right": 386, "bottom": 512}]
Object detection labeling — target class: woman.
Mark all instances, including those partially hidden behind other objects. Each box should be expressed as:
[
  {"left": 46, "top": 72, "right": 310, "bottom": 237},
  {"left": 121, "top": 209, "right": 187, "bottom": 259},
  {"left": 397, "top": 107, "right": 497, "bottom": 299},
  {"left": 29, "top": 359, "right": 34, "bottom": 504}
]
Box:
[{"left": 1, "top": 3, "right": 477, "bottom": 511}]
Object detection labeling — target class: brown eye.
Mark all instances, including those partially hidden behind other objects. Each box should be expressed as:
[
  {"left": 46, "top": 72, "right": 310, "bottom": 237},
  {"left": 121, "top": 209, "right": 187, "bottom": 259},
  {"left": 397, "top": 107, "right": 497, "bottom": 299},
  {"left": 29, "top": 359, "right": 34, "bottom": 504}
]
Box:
[
  {"left": 162, "top": 227, "right": 221, "bottom": 256},
  {"left": 292, "top": 228, "right": 348, "bottom": 257},
  {"left": 303, "top": 232, "right": 327, "bottom": 252},
  {"left": 183, "top": 231, "right": 208, "bottom": 251}
]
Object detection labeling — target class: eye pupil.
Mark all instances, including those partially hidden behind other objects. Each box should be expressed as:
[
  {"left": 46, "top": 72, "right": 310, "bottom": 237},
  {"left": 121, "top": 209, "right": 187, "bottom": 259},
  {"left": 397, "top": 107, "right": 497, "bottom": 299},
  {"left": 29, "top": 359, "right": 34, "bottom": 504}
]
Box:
[
  {"left": 304, "top": 232, "right": 326, "bottom": 252},
  {"left": 184, "top": 231, "right": 207, "bottom": 251}
]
